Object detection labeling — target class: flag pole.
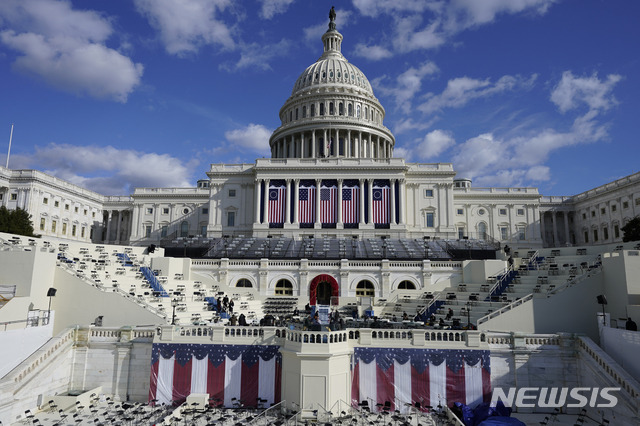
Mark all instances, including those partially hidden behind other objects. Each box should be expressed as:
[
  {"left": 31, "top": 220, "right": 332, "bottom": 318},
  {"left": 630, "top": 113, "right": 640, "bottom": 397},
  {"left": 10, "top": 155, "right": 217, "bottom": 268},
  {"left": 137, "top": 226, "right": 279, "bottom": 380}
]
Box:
[{"left": 6, "top": 124, "right": 14, "bottom": 169}]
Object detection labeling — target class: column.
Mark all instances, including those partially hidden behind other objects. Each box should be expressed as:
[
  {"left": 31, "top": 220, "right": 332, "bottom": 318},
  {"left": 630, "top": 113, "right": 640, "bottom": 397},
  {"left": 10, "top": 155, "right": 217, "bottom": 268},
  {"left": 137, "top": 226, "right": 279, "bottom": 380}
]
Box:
[
  {"left": 563, "top": 211, "right": 570, "bottom": 244},
  {"left": 105, "top": 210, "right": 112, "bottom": 243},
  {"left": 538, "top": 209, "right": 545, "bottom": 246},
  {"left": 359, "top": 179, "right": 365, "bottom": 225},
  {"left": 551, "top": 212, "right": 559, "bottom": 246},
  {"left": 312, "top": 130, "right": 316, "bottom": 159},
  {"left": 293, "top": 179, "right": 300, "bottom": 224},
  {"left": 337, "top": 179, "right": 343, "bottom": 226},
  {"left": 263, "top": 179, "right": 270, "bottom": 225},
  {"left": 390, "top": 179, "right": 396, "bottom": 225},
  {"left": 347, "top": 130, "right": 351, "bottom": 157},
  {"left": 315, "top": 178, "right": 321, "bottom": 227},
  {"left": 285, "top": 179, "right": 291, "bottom": 224},
  {"left": 115, "top": 210, "right": 122, "bottom": 243},
  {"left": 357, "top": 132, "right": 362, "bottom": 158},
  {"left": 398, "top": 179, "right": 405, "bottom": 225},
  {"left": 323, "top": 129, "right": 328, "bottom": 157},
  {"left": 254, "top": 179, "right": 261, "bottom": 224},
  {"left": 367, "top": 180, "right": 373, "bottom": 224}
]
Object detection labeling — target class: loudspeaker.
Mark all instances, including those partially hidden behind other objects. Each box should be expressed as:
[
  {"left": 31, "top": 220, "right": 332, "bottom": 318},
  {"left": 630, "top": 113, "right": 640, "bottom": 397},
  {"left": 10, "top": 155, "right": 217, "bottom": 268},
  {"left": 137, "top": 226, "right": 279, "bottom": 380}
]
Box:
[
  {"left": 148, "top": 244, "right": 156, "bottom": 254},
  {"left": 46, "top": 288, "right": 57, "bottom": 297},
  {"left": 597, "top": 294, "right": 608, "bottom": 305}
]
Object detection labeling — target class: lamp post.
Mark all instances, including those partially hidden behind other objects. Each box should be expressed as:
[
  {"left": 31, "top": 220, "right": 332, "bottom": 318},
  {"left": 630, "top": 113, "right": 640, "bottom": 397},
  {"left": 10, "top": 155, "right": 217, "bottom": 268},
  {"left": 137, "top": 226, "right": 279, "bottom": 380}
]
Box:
[
  {"left": 46, "top": 287, "right": 57, "bottom": 325},
  {"left": 171, "top": 299, "right": 178, "bottom": 325},
  {"left": 466, "top": 301, "right": 471, "bottom": 328}
]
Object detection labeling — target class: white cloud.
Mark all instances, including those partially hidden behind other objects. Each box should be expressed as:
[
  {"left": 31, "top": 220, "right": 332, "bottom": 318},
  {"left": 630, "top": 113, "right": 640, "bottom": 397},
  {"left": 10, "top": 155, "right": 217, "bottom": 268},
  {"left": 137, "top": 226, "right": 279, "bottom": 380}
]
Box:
[
  {"left": 393, "top": 117, "right": 437, "bottom": 135},
  {"left": 415, "top": 129, "right": 456, "bottom": 160},
  {"left": 259, "top": 0, "right": 295, "bottom": 19},
  {"left": 0, "top": 0, "right": 143, "bottom": 102},
  {"left": 393, "top": 15, "right": 446, "bottom": 52},
  {"left": 374, "top": 62, "right": 439, "bottom": 112},
  {"left": 229, "top": 39, "right": 292, "bottom": 71},
  {"left": 9, "top": 143, "right": 195, "bottom": 195},
  {"left": 419, "top": 74, "right": 536, "bottom": 114},
  {"left": 550, "top": 71, "right": 622, "bottom": 113},
  {"left": 224, "top": 123, "right": 272, "bottom": 156},
  {"left": 353, "top": 43, "right": 392, "bottom": 61},
  {"left": 303, "top": 9, "right": 352, "bottom": 44},
  {"left": 447, "top": 0, "right": 556, "bottom": 30},
  {"left": 134, "top": 0, "right": 234, "bottom": 55}
]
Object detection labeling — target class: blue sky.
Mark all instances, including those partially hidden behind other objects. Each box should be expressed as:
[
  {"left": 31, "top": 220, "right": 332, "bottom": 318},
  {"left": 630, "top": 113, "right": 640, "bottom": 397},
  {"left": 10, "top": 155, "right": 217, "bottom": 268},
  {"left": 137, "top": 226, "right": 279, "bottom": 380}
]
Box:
[{"left": 0, "top": 0, "right": 637, "bottom": 196}]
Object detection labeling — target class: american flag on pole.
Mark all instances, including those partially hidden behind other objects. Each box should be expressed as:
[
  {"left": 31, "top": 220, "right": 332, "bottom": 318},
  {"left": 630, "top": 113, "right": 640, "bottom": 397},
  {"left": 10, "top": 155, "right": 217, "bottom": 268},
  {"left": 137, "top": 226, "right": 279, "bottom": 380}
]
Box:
[
  {"left": 149, "top": 343, "right": 282, "bottom": 407},
  {"left": 351, "top": 348, "right": 491, "bottom": 412},
  {"left": 268, "top": 184, "right": 286, "bottom": 224},
  {"left": 320, "top": 185, "right": 337, "bottom": 224},
  {"left": 326, "top": 137, "right": 333, "bottom": 157},
  {"left": 372, "top": 184, "right": 389, "bottom": 224},
  {"left": 298, "top": 185, "right": 316, "bottom": 224},
  {"left": 342, "top": 184, "right": 360, "bottom": 224}
]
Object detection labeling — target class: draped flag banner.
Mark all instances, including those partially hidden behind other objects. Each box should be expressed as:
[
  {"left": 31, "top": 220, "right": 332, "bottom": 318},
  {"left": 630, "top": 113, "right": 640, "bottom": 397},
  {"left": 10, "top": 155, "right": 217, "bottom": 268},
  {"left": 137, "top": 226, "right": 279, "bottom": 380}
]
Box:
[
  {"left": 149, "top": 343, "right": 282, "bottom": 407},
  {"left": 269, "top": 185, "right": 286, "bottom": 224},
  {"left": 372, "top": 184, "right": 390, "bottom": 224},
  {"left": 298, "top": 185, "right": 316, "bottom": 224},
  {"left": 351, "top": 348, "right": 490, "bottom": 413},
  {"left": 320, "top": 185, "right": 337, "bottom": 224},
  {"left": 342, "top": 184, "right": 360, "bottom": 224}
]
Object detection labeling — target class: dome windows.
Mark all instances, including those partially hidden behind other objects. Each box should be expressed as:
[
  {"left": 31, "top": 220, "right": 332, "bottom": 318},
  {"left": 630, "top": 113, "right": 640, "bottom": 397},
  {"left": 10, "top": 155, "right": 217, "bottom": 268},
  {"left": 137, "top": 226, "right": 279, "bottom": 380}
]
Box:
[
  {"left": 348, "top": 104, "right": 353, "bottom": 116},
  {"left": 295, "top": 108, "right": 299, "bottom": 120},
  {"left": 357, "top": 105, "right": 361, "bottom": 118},
  {"left": 311, "top": 104, "right": 315, "bottom": 117},
  {"left": 329, "top": 71, "right": 334, "bottom": 78},
  {"left": 338, "top": 102, "right": 344, "bottom": 116},
  {"left": 329, "top": 102, "right": 334, "bottom": 115},
  {"left": 319, "top": 103, "right": 325, "bottom": 116},
  {"left": 322, "top": 71, "right": 326, "bottom": 79},
  {"left": 302, "top": 106, "right": 307, "bottom": 118}
]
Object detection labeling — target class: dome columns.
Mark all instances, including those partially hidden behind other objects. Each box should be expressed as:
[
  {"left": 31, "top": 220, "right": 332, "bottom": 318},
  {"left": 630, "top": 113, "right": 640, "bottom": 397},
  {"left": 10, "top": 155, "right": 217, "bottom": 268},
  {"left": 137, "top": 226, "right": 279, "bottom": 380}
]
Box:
[{"left": 270, "top": 128, "right": 393, "bottom": 160}]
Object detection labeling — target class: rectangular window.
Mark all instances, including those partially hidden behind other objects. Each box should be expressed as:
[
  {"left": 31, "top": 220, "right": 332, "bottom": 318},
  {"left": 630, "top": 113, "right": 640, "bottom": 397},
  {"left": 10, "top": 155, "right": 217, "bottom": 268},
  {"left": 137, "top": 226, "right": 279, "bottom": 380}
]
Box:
[
  {"left": 426, "top": 212, "right": 435, "bottom": 228},
  {"left": 202, "top": 207, "right": 208, "bottom": 214},
  {"left": 161, "top": 226, "right": 168, "bottom": 238},
  {"left": 425, "top": 189, "right": 433, "bottom": 197},
  {"left": 40, "top": 218, "right": 45, "bottom": 231},
  {"left": 201, "top": 225, "right": 207, "bottom": 236},
  {"left": 623, "top": 201, "right": 629, "bottom": 209},
  {"left": 65, "top": 204, "right": 69, "bottom": 210},
  {"left": 582, "top": 213, "right": 586, "bottom": 220},
  {"left": 458, "top": 227, "right": 465, "bottom": 239},
  {"left": 145, "top": 225, "right": 152, "bottom": 238},
  {"left": 54, "top": 200, "right": 59, "bottom": 207},
  {"left": 517, "top": 226, "right": 526, "bottom": 240},
  {"left": 146, "top": 208, "right": 153, "bottom": 214},
  {"left": 636, "top": 198, "right": 640, "bottom": 206},
  {"left": 612, "top": 205, "right": 617, "bottom": 212},
  {"left": 517, "top": 208, "right": 525, "bottom": 216},
  {"left": 162, "top": 208, "right": 169, "bottom": 214},
  {"left": 43, "top": 197, "right": 48, "bottom": 204},
  {"left": 229, "top": 189, "right": 236, "bottom": 197},
  {"left": 499, "top": 209, "right": 507, "bottom": 216},
  {"left": 601, "top": 207, "right": 606, "bottom": 215},
  {"left": 52, "top": 220, "right": 57, "bottom": 232},
  {"left": 614, "top": 225, "right": 620, "bottom": 238},
  {"left": 10, "top": 193, "right": 17, "bottom": 200},
  {"left": 593, "top": 229, "right": 599, "bottom": 242},
  {"left": 84, "top": 209, "right": 87, "bottom": 215},
  {"left": 591, "top": 210, "right": 596, "bottom": 217},
  {"left": 92, "top": 212, "right": 96, "bottom": 218},
  {"left": 456, "top": 208, "right": 464, "bottom": 215},
  {"left": 227, "top": 211, "right": 236, "bottom": 227},
  {"left": 0, "top": 193, "right": 3, "bottom": 200},
  {"left": 584, "top": 231, "right": 589, "bottom": 243},
  {"left": 72, "top": 225, "right": 76, "bottom": 236},
  {"left": 500, "top": 227, "right": 509, "bottom": 240},
  {"left": 81, "top": 227, "right": 85, "bottom": 238},
  {"left": 74, "top": 207, "right": 79, "bottom": 213},
  {"left": 62, "top": 223, "right": 67, "bottom": 235},
  {"left": 603, "top": 227, "right": 609, "bottom": 240}
]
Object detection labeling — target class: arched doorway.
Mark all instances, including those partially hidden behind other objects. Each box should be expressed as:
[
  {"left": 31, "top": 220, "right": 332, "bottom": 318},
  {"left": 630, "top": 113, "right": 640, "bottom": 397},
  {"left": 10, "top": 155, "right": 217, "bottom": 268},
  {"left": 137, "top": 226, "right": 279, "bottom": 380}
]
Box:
[{"left": 309, "top": 274, "right": 339, "bottom": 306}]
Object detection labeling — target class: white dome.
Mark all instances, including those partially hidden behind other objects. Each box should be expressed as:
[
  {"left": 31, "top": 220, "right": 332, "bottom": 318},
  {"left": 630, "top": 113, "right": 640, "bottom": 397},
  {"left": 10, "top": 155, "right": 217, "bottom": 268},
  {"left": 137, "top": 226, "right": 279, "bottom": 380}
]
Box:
[{"left": 292, "top": 57, "right": 373, "bottom": 97}]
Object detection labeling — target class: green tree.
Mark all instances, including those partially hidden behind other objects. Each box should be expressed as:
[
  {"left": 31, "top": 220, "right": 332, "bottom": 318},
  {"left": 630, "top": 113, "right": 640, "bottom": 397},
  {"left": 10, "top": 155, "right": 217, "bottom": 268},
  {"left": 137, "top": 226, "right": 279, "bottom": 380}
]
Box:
[
  {"left": 622, "top": 216, "right": 640, "bottom": 242},
  {"left": 0, "top": 206, "right": 35, "bottom": 237}
]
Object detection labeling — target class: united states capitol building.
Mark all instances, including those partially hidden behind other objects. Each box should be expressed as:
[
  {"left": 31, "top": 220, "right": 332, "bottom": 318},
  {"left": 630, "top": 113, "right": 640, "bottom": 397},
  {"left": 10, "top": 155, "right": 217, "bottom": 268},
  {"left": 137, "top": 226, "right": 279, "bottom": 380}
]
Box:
[{"left": 1, "top": 9, "right": 640, "bottom": 426}]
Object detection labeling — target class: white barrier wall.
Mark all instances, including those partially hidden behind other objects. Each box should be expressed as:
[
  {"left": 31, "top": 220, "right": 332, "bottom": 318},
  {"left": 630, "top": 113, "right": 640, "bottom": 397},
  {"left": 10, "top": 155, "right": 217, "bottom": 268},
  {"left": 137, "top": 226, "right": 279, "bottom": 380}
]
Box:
[
  {"left": 0, "top": 316, "right": 53, "bottom": 378},
  {"left": 600, "top": 324, "right": 640, "bottom": 384}
]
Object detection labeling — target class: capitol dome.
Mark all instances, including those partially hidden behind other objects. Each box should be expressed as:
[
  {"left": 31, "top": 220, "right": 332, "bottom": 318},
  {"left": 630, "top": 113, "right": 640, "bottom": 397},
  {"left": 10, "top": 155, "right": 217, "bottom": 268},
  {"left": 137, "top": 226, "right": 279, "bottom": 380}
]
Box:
[{"left": 269, "top": 7, "right": 394, "bottom": 160}]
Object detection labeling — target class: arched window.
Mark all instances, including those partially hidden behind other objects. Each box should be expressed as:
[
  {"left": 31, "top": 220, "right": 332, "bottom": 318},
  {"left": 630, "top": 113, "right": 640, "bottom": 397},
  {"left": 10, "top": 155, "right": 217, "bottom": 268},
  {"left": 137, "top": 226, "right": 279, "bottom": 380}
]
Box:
[
  {"left": 311, "top": 104, "right": 315, "bottom": 117},
  {"left": 275, "top": 279, "right": 293, "bottom": 295},
  {"left": 289, "top": 111, "right": 292, "bottom": 122},
  {"left": 329, "top": 102, "right": 334, "bottom": 115},
  {"left": 180, "top": 221, "right": 189, "bottom": 237},
  {"left": 357, "top": 105, "right": 361, "bottom": 118},
  {"left": 478, "top": 222, "right": 487, "bottom": 240},
  {"left": 398, "top": 280, "right": 416, "bottom": 290},
  {"left": 319, "top": 103, "right": 325, "bottom": 116},
  {"left": 356, "top": 280, "right": 375, "bottom": 297},
  {"left": 295, "top": 108, "right": 298, "bottom": 120},
  {"left": 236, "top": 279, "right": 252, "bottom": 288},
  {"left": 302, "top": 106, "right": 307, "bottom": 118},
  {"left": 348, "top": 104, "right": 353, "bottom": 116},
  {"left": 339, "top": 103, "right": 344, "bottom": 116}
]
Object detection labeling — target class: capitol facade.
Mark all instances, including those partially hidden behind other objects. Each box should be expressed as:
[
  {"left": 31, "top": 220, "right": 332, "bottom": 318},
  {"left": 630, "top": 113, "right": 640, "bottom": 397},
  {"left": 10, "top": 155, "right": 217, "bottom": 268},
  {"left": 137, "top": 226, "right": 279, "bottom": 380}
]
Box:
[{"left": 0, "top": 12, "right": 639, "bottom": 250}]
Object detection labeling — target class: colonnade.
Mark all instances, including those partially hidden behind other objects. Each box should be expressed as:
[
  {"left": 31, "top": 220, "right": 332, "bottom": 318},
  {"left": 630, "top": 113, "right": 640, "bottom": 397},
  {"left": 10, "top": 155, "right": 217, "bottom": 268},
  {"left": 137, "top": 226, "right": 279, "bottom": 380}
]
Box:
[
  {"left": 540, "top": 210, "right": 572, "bottom": 247},
  {"left": 270, "top": 128, "right": 393, "bottom": 159},
  {"left": 254, "top": 178, "right": 405, "bottom": 226}
]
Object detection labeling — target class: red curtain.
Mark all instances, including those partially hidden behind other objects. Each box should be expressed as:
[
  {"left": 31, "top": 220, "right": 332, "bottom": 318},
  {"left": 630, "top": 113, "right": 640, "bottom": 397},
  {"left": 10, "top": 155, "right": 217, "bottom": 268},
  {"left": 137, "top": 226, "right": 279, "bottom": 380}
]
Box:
[{"left": 309, "top": 274, "right": 339, "bottom": 305}]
